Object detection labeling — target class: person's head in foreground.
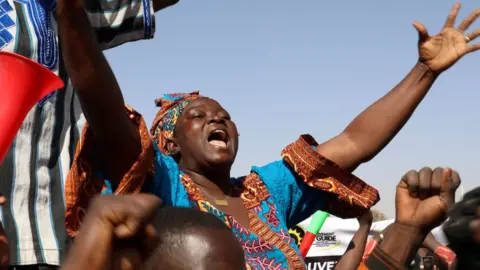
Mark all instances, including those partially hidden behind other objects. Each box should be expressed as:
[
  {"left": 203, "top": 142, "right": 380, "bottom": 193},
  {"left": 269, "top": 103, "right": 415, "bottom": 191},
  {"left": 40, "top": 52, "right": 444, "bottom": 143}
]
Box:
[
  {"left": 145, "top": 206, "right": 246, "bottom": 270},
  {"left": 62, "top": 195, "right": 246, "bottom": 270},
  {"left": 443, "top": 186, "right": 480, "bottom": 270},
  {"left": 152, "top": 92, "right": 239, "bottom": 175}
]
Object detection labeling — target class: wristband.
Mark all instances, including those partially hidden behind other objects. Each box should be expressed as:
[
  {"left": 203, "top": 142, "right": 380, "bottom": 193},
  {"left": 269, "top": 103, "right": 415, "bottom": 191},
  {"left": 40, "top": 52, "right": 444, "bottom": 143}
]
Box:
[
  {"left": 434, "top": 246, "right": 456, "bottom": 267},
  {"left": 362, "top": 238, "right": 379, "bottom": 262}
]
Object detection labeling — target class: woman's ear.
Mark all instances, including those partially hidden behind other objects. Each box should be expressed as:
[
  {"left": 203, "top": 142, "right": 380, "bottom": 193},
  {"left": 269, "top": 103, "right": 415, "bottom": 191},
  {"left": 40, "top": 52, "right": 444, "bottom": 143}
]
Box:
[{"left": 166, "top": 138, "right": 180, "bottom": 156}]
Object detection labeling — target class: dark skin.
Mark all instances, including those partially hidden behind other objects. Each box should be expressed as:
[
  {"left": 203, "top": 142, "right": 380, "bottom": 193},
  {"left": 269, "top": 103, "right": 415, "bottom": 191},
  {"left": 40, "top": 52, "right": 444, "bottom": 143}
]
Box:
[
  {"left": 334, "top": 211, "right": 373, "bottom": 270},
  {"left": 147, "top": 228, "right": 246, "bottom": 270},
  {"left": 378, "top": 168, "right": 460, "bottom": 267},
  {"left": 55, "top": 0, "right": 180, "bottom": 183},
  {"left": 61, "top": 195, "right": 245, "bottom": 270},
  {"left": 58, "top": 3, "right": 479, "bottom": 227},
  {"left": 165, "top": 98, "right": 250, "bottom": 227}
]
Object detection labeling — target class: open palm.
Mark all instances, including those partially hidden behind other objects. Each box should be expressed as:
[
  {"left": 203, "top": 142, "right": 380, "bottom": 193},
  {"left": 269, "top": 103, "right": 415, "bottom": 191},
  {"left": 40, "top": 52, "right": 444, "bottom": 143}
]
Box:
[{"left": 415, "top": 3, "right": 480, "bottom": 74}]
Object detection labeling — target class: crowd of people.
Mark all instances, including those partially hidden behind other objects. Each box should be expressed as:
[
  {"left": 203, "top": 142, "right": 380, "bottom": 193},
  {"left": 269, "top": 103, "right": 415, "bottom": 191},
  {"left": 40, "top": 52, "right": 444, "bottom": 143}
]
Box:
[{"left": 0, "top": 0, "right": 480, "bottom": 269}]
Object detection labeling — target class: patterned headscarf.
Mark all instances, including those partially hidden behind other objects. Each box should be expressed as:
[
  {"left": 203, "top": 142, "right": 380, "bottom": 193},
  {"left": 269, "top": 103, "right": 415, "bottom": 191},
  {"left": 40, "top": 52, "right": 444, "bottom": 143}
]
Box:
[{"left": 150, "top": 91, "right": 201, "bottom": 154}]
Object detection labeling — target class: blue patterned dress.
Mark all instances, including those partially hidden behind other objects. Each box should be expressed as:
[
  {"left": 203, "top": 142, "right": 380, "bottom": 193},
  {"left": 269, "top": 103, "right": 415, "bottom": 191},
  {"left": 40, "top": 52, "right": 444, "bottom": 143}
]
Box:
[{"left": 65, "top": 108, "right": 379, "bottom": 270}]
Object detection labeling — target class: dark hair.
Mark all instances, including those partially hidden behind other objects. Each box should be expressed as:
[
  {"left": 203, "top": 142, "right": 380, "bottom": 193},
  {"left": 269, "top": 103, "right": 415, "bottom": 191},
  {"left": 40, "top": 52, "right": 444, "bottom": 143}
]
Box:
[
  {"left": 153, "top": 206, "right": 231, "bottom": 234},
  {"left": 141, "top": 207, "right": 244, "bottom": 269}
]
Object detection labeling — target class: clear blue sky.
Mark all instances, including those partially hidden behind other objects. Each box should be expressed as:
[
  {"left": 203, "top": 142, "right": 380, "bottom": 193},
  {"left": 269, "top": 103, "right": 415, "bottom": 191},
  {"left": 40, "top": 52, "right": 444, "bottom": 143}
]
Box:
[{"left": 105, "top": 1, "right": 480, "bottom": 217}]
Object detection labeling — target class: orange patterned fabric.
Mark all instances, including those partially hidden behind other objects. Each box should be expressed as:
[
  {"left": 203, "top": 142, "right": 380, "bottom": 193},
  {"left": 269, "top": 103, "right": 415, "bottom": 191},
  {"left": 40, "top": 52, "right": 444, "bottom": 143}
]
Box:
[
  {"left": 240, "top": 174, "right": 270, "bottom": 209},
  {"left": 357, "top": 263, "right": 370, "bottom": 270},
  {"left": 281, "top": 134, "right": 379, "bottom": 218},
  {"left": 180, "top": 172, "right": 307, "bottom": 269},
  {"left": 64, "top": 106, "right": 154, "bottom": 237}
]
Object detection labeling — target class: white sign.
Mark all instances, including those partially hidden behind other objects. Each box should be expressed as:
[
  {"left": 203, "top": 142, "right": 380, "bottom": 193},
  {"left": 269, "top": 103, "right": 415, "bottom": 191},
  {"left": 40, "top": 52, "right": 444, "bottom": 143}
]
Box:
[{"left": 289, "top": 217, "right": 447, "bottom": 269}]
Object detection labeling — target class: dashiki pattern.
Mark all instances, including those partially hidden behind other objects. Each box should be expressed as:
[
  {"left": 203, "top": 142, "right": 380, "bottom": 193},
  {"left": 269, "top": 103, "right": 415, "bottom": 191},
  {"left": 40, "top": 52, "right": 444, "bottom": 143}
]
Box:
[
  {"left": 151, "top": 91, "right": 200, "bottom": 154},
  {"left": 64, "top": 105, "right": 379, "bottom": 270},
  {"left": 0, "top": 0, "right": 155, "bottom": 265}
]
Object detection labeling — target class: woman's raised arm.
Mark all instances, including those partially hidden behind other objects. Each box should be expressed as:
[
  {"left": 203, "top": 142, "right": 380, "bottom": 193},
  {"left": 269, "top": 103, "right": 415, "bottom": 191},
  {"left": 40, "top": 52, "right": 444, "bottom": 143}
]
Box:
[
  {"left": 317, "top": 3, "right": 479, "bottom": 172},
  {"left": 56, "top": 3, "right": 141, "bottom": 184}
]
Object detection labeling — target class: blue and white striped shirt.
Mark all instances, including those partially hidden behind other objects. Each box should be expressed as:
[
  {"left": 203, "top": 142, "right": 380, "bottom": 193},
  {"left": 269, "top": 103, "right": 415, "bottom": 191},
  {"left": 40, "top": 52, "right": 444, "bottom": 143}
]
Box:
[{"left": 0, "top": 0, "right": 155, "bottom": 265}]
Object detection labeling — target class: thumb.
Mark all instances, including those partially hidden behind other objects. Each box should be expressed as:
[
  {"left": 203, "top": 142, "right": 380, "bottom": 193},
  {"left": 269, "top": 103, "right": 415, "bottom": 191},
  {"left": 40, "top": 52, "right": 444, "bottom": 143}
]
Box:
[
  {"left": 413, "top": 22, "right": 429, "bottom": 44},
  {"left": 0, "top": 195, "right": 6, "bottom": 206},
  {"left": 440, "top": 168, "right": 456, "bottom": 207}
]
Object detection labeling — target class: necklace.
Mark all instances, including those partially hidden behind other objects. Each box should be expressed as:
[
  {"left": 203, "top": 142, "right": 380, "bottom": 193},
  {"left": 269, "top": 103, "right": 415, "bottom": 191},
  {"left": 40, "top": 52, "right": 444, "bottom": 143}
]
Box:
[{"left": 198, "top": 186, "right": 233, "bottom": 206}]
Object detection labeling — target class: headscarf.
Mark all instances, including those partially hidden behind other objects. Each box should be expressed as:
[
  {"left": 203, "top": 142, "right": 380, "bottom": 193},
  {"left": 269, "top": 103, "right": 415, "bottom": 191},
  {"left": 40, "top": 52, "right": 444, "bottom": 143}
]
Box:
[{"left": 150, "top": 91, "right": 201, "bottom": 154}]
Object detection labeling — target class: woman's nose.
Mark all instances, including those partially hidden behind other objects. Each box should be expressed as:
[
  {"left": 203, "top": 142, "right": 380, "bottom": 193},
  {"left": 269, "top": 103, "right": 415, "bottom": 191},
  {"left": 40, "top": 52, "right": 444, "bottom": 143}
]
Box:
[{"left": 208, "top": 115, "right": 225, "bottom": 124}]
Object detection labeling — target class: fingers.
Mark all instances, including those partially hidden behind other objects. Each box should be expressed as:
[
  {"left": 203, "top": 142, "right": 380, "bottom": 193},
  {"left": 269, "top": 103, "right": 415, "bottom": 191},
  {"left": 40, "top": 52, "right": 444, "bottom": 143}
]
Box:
[
  {"left": 402, "top": 167, "right": 459, "bottom": 203},
  {"left": 440, "top": 168, "right": 461, "bottom": 208},
  {"left": 466, "top": 29, "right": 480, "bottom": 42},
  {"left": 0, "top": 195, "right": 5, "bottom": 206},
  {"left": 419, "top": 167, "right": 433, "bottom": 199},
  {"left": 440, "top": 168, "right": 453, "bottom": 206},
  {"left": 402, "top": 170, "right": 420, "bottom": 197},
  {"left": 451, "top": 170, "right": 462, "bottom": 188},
  {"left": 465, "top": 28, "right": 480, "bottom": 55},
  {"left": 467, "top": 43, "right": 480, "bottom": 54},
  {"left": 413, "top": 22, "right": 429, "bottom": 44},
  {"left": 458, "top": 8, "right": 480, "bottom": 32},
  {"left": 85, "top": 194, "right": 162, "bottom": 240},
  {"left": 431, "top": 167, "right": 443, "bottom": 195},
  {"left": 113, "top": 195, "right": 162, "bottom": 239},
  {"left": 444, "top": 3, "right": 461, "bottom": 29}
]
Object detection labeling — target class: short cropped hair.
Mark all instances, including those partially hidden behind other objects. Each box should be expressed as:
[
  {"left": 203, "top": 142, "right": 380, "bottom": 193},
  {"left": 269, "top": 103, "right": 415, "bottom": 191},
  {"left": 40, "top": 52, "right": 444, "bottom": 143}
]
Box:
[
  {"left": 143, "top": 207, "right": 245, "bottom": 270},
  {"left": 154, "top": 206, "right": 230, "bottom": 234}
]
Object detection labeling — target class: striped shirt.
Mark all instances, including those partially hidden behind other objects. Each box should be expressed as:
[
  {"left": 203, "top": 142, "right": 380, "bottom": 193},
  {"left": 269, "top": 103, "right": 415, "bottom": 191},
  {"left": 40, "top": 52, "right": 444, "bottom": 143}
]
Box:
[{"left": 0, "top": 0, "right": 155, "bottom": 266}]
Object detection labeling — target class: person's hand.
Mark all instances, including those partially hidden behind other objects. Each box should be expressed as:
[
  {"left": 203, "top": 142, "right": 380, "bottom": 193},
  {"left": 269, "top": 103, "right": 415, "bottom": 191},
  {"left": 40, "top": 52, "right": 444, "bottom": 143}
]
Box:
[
  {"left": 358, "top": 210, "right": 373, "bottom": 227},
  {"left": 414, "top": 3, "right": 479, "bottom": 74},
  {"left": 62, "top": 194, "right": 162, "bottom": 270},
  {"left": 395, "top": 168, "right": 460, "bottom": 232}
]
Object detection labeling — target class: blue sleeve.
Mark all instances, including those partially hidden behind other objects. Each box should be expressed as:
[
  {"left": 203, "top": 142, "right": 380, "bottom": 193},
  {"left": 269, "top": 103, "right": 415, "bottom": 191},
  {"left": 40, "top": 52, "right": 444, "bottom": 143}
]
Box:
[
  {"left": 101, "top": 142, "right": 187, "bottom": 207},
  {"left": 252, "top": 160, "right": 326, "bottom": 228},
  {"left": 140, "top": 144, "right": 190, "bottom": 207},
  {"left": 84, "top": 0, "right": 155, "bottom": 50}
]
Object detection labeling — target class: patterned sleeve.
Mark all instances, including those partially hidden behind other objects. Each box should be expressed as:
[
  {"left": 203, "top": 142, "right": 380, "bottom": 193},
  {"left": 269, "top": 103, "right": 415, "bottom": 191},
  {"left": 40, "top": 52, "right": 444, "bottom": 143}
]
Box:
[
  {"left": 253, "top": 135, "right": 379, "bottom": 227},
  {"left": 64, "top": 105, "right": 154, "bottom": 237},
  {"left": 84, "top": 0, "right": 155, "bottom": 50}
]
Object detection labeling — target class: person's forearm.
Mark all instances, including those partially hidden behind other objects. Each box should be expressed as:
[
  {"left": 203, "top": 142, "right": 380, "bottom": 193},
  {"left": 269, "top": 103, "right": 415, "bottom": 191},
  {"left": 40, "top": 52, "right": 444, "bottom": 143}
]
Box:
[
  {"left": 318, "top": 62, "right": 437, "bottom": 171},
  {"left": 378, "top": 223, "right": 427, "bottom": 267},
  {"left": 56, "top": 8, "right": 141, "bottom": 183},
  {"left": 346, "top": 62, "right": 436, "bottom": 161},
  {"left": 335, "top": 223, "right": 371, "bottom": 270},
  {"left": 61, "top": 220, "right": 114, "bottom": 270}
]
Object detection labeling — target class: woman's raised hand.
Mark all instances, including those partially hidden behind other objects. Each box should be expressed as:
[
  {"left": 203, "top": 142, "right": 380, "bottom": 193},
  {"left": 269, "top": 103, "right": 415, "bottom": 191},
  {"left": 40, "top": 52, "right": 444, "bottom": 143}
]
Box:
[{"left": 414, "top": 3, "right": 479, "bottom": 74}]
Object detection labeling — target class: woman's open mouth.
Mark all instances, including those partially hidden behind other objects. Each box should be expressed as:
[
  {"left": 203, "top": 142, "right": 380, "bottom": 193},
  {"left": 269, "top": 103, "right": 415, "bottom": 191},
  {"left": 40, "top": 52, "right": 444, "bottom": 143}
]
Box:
[{"left": 207, "top": 129, "right": 228, "bottom": 148}]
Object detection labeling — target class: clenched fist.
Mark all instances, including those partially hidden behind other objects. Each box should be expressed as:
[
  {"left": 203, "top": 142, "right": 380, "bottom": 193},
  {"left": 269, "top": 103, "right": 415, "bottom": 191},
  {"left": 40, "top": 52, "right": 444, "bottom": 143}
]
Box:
[{"left": 395, "top": 167, "right": 460, "bottom": 232}]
